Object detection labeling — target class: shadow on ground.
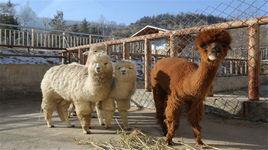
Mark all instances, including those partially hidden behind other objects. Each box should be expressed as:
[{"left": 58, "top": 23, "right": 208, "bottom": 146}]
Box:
[{"left": 0, "top": 96, "right": 267, "bottom": 150}]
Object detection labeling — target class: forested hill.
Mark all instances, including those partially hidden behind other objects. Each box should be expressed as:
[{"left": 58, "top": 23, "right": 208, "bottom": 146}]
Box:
[{"left": 111, "top": 13, "right": 228, "bottom": 37}]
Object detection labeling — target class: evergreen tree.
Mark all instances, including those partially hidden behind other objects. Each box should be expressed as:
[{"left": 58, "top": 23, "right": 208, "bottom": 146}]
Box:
[
  {"left": 70, "top": 24, "right": 79, "bottom": 32},
  {"left": 0, "top": 0, "right": 19, "bottom": 29},
  {"left": 18, "top": 2, "right": 38, "bottom": 27},
  {"left": 49, "top": 11, "right": 66, "bottom": 30},
  {"left": 79, "top": 18, "right": 89, "bottom": 33}
]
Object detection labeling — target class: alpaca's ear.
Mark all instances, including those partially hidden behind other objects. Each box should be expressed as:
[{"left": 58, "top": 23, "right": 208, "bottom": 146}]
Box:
[{"left": 83, "top": 51, "right": 89, "bottom": 55}]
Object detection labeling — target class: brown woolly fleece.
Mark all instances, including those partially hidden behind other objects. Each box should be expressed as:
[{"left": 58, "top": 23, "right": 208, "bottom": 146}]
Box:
[{"left": 151, "top": 29, "right": 231, "bottom": 145}]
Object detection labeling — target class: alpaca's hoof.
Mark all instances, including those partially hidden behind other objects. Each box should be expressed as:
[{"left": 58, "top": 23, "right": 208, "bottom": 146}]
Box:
[
  {"left": 165, "top": 139, "right": 174, "bottom": 145},
  {"left": 48, "top": 125, "right": 55, "bottom": 128},
  {"left": 195, "top": 143, "right": 208, "bottom": 149},
  {"left": 83, "top": 130, "right": 91, "bottom": 134},
  {"left": 67, "top": 124, "right": 75, "bottom": 128},
  {"left": 124, "top": 127, "right": 131, "bottom": 131},
  {"left": 71, "top": 112, "right": 77, "bottom": 116},
  {"left": 105, "top": 125, "right": 111, "bottom": 129},
  {"left": 195, "top": 141, "right": 205, "bottom": 148},
  {"left": 162, "top": 128, "right": 167, "bottom": 136}
]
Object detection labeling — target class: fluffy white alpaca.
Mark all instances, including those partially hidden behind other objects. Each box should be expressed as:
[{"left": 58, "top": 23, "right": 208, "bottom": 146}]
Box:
[
  {"left": 68, "top": 45, "right": 106, "bottom": 117},
  {"left": 41, "top": 53, "right": 113, "bottom": 134},
  {"left": 97, "top": 60, "right": 136, "bottom": 129}
]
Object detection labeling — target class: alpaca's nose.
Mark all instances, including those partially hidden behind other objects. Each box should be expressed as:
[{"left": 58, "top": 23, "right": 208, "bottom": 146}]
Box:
[
  {"left": 95, "top": 65, "right": 101, "bottom": 73},
  {"left": 211, "top": 42, "right": 222, "bottom": 53},
  {"left": 121, "top": 69, "right": 126, "bottom": 75}
]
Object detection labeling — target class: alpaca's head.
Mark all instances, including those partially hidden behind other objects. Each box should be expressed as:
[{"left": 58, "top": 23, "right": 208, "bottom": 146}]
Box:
[
  {"left": 85, "top": 44, "right": 106, "bottom": 66},
  {"left": 85, "top": 44, "right": 106, "bottom": 56},
  {"left": 114, "top": 60, "right": 136, "bottom": 82},
  {"left": 87, "top": 53, "right": 113, "bottom": 77},
  {"left": 195, "top": 29, "right": 231, "bottom": 64}
]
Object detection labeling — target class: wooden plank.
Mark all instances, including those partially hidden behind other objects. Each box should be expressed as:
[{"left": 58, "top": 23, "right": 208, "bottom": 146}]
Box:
[
  {"left": 122, "top": 42, "right": 130, "bottom": 60},
  {"left": 67, "top": 16, "right": 268, "bottom": 51},
  {"left": 248, "top": 24, "right": 260, "bottom": 101},
  {"left": 144, "top": 38, "right": 152, "bottom": 91}
]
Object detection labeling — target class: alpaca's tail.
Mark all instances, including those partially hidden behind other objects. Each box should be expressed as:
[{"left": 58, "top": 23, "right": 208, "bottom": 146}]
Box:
[{"left": 152, "top": 84, "right": 168, "bottom": 135}]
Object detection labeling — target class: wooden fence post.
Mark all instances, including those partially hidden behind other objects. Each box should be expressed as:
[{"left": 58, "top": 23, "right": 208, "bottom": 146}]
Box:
[
  {"left": 61, "top": 51, "right": 66, "bottom": 64},
  {"left": 123, "top": 42, "right": 130, "bottom": 60},
  {"left": 144, "top": 38, "right": 151, "bottom": 91},
  {"left": 78, "top": 49, "right": 83, "bottom": 64},
  {"left": 169, "top": 33, "right": 177, "bottom": 57},
  {"left": 31, "top": 29, "right": 34, "bottom": 47},
  {"left": 248, "top": 23, "right": 260, "bottom": 101},
  {"left": 62, "top": 32, "right": 65, "bottom": 48}
]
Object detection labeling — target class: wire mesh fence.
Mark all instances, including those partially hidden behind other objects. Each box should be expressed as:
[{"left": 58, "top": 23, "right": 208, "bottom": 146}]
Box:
[{"left": 66, "top": 0, "right": 268, "bottom": 122}]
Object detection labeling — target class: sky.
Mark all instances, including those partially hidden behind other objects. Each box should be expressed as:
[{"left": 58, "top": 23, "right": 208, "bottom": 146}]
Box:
[{"left": 0, "top": 0, "right": 267, "bottom": 25}]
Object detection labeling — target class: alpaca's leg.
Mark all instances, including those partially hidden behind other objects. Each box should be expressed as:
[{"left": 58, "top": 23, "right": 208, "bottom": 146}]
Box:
[
  {"left": 101, "top": 98, "right": 115, "bottom": 129},
  {"left": 43, "top": 108, "right": 54, "bottom": 128},
  {"left": 187, "top": 101, "right": 204, "bottom": 145},
  {"left": 152, "top": 85, "right": 168, "bottom": 135},
  {"left": 68, "top": 103, "right": 76, "bottom": 117},
  {"left": 41, "top": 98, "right": 56, "bottom": 128},
  {"left": 118, "top": 110, "right": 128, "bottom": 130},
  {"left": 164, "top": 95, "right": 182, "bottom": 145},
  {"left": 116, "top": 99, "right": 130, "bottom": 130},
  {"left": 57, "top": 100, "right": 74, "bottom": 128},
  {"left": 103, "top": 110, "right": 114, "bottom": 129},
  {"left": 95, "top": 102, "right": 105, "bottom": 126},
  {"left": 73, "top": 101, "right": 93, "bottom": 134}
]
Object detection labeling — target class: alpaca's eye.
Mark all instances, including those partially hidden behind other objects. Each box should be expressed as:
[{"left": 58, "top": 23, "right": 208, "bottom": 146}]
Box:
[
  {"left": 118, "top": 67, "right": 121, "bottom": 70},
  {"left": 201, "top": 44, "right": 207, "bottom": 49},
  {"left": 94, "top": 50, "right": 97, "bottom": 52},
  {"left": 104, "top": 63, "right": 108, "bottom": 65}
]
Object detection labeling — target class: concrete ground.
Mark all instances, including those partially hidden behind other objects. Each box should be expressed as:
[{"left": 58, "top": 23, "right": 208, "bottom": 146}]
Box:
[{"left": 0, "top": 96, "right": 267, "bottom": 150}]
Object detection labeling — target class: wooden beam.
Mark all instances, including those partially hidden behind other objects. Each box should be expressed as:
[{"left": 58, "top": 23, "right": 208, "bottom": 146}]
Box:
[
  {"left": 78, "top": 49, "right": 83, "bottom": 64},
  {"left": 122, "top": 42, "right": 130, "bottom": 60},
  {"left": 248, "top": 24, "right": 260, "bottom": 101},
  {"left": 66, "top": 16, "right": 268, "bottom": 51},
  {"left": 144, "top": 38, "right": 152, "bottom": 91}
]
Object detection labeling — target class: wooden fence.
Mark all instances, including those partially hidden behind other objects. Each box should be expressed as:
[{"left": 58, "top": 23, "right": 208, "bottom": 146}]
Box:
[
  {"left": 0, "top": 23, "right": 111, "bottom": 50},
  {"left": 66, "top": 16, "right": 268, "bottom": 101}
]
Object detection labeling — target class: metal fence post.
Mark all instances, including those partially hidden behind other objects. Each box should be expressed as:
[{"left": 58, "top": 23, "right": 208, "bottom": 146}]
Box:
[
  {"left": 144, "top": 38, "right": 152, "bottom": 91},
  {"left": 248, "top": 23, "right": 260, "bottom": 101}
]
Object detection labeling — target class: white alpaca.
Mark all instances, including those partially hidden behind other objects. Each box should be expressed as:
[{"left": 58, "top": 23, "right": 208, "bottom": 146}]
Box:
[
  {"left": 68, "top": 44, "right": 106, "bottom": 117},
  {"left": 97, "top": 60, "right": 136, "bottom": 129},
  {"left": 41, "top": 53, "right": 113, "bottom": 134}
]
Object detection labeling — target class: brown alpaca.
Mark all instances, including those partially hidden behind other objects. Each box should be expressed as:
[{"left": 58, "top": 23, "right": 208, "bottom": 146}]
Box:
[{"left": 151, "top": 29, "right": 231, "bottom": 145}]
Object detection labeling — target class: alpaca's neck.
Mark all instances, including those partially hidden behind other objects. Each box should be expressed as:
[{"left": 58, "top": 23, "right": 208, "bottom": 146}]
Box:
[{"left": 188, "top": 59, "right": 219, "bottom": 97}]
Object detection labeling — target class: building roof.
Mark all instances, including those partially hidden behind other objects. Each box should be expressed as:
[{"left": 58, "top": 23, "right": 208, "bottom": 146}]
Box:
[{"left": 131, "top": 25, "right": 169, "bottom": 37}]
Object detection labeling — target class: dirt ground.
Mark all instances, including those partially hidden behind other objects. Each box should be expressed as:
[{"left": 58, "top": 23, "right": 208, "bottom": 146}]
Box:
[{"left": 0, "top": 96, "right": 267, "bottom": 150}]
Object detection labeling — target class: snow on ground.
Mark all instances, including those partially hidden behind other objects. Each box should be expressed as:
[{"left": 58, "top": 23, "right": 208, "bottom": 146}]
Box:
[{"left": 0, "top": 48, "right": 61, "bottom": 64}]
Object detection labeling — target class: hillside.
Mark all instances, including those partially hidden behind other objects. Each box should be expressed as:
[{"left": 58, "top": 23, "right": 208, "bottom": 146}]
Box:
[{"left": 110, "top": 13, "right": 228, "bottom": 37}]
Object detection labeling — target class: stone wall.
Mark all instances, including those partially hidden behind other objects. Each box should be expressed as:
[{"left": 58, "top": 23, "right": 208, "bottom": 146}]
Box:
[{"left": 0, "top": 64, "right": 54, "bottom": 95}]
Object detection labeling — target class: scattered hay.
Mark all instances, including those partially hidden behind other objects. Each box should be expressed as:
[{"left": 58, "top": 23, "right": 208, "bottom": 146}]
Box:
[
  {"left": 74, "top": 129, "right": 175, "bottom": 150},
  {"left": 73, "top": 119, "right": 221, "bottom": 150}
]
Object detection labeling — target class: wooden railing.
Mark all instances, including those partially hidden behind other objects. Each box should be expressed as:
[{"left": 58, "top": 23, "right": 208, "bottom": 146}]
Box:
[
  {"left": 66, "top": 16, "right": 268, "bottom": 101},
  {"left": 0, "top": 23, "right": 112, "bottom": 50}
]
